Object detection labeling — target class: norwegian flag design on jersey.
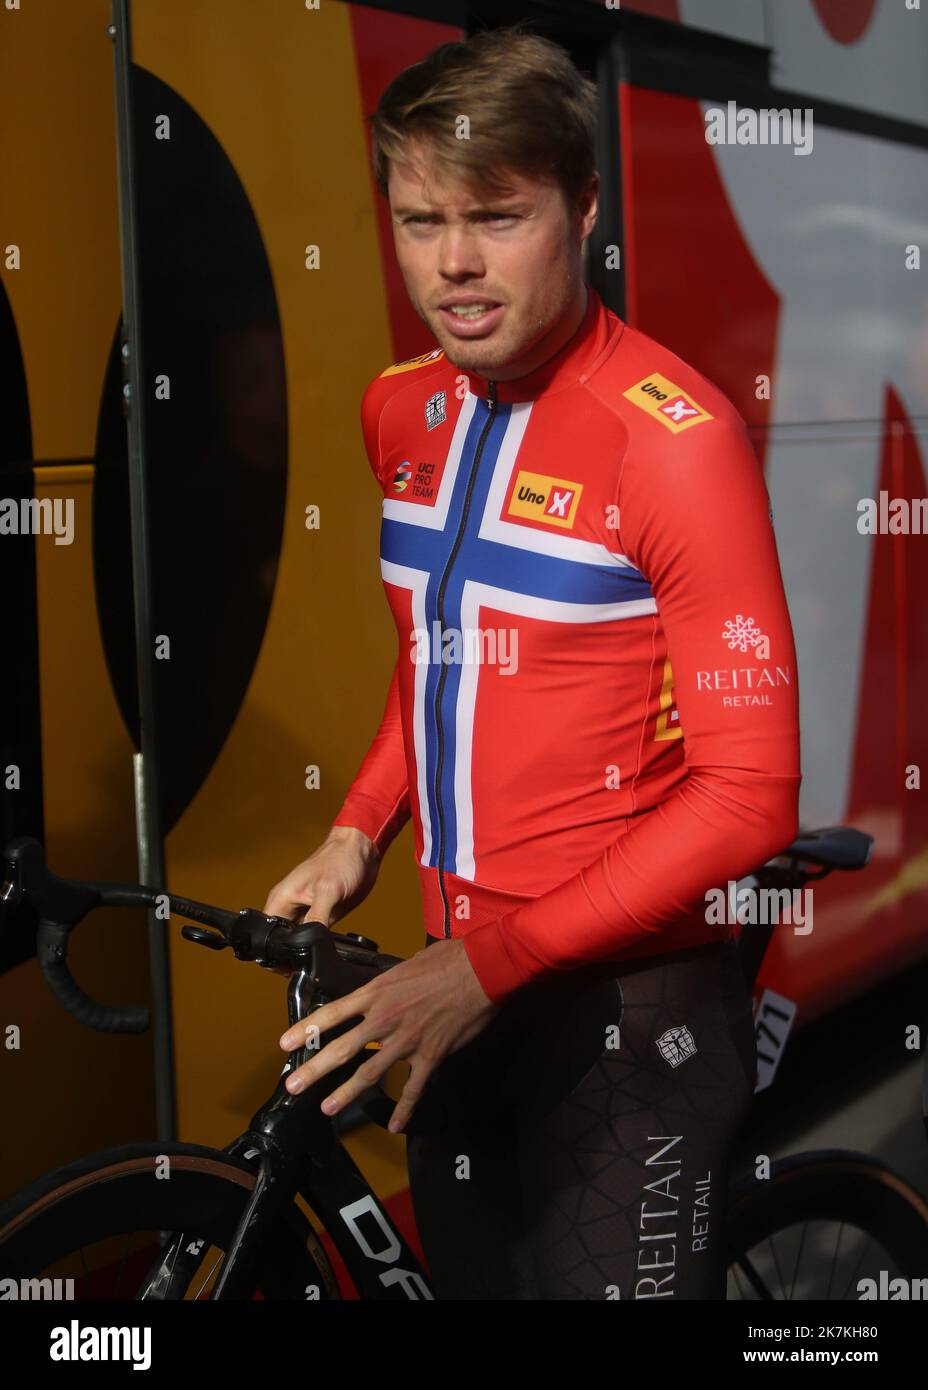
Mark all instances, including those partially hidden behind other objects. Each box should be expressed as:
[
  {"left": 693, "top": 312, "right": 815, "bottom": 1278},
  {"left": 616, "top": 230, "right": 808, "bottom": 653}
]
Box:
[{"left": 380, "top": 392, "right": 655, "bottom": 878}]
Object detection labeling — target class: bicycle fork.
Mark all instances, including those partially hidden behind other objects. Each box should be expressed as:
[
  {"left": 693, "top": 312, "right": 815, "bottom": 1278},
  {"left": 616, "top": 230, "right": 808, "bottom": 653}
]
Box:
[{"left": 133, "top": 1119, "right": 312, "bottom": 1301}]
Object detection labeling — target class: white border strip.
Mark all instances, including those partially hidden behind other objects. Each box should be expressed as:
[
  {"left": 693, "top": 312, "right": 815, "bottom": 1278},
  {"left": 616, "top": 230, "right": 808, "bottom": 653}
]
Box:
[
  {"left": 477, "top": 402, "right": 640, "bottom": 570},
  {"left": 382, "top": 393, "right": 478, "bottom": 530},
  {"left": 381, "top": 559, "right": 433, "bottom": 863},
  {"left": 452, "top": 578, "right": 657, "bottom": 879}
]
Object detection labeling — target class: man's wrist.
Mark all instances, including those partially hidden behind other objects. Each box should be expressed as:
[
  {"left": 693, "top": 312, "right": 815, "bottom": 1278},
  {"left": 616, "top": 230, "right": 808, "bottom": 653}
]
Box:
[
  {"left": 326, "top": 823, "right": 381, "bottom": 862},
  {"left": 460, "top": 920, "right": 533, "bottom": 1004}
]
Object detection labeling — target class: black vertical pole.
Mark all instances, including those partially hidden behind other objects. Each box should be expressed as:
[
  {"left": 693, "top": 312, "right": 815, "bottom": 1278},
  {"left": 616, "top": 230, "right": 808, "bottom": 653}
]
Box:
[
  {"left": 592, "top": 35, "right": 627, "bottom": 321},
  {"left": 107, "top": 0, "right": 176, "bottom": 1143}
]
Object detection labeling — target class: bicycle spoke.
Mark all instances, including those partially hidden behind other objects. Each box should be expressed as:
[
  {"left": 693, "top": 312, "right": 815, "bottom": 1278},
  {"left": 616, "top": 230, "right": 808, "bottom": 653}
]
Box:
[
  {"left": 729, "top": 1213, "right": 913, "bottom": 1302},
  {"left": 729, "top": 1259, "right": 749, "bottom": 1299},
  {"left": 731, "top": 1251, "right": 774, "bottom": 1299},
  {"left": 825, "top": 1220, "right": 845, "bottom": 1300},
  {"left": 788, "top": 1220, "right": 809, "bottom": 1300},
  {"left": 112, "top": 1232, "right": 137, "bottom": 1299},
  {"left": 839, "top": 1227, "right": 877, "bottom": 1301},
  {"left": 766, "top": 1232, "right": 789, "bottom": 1300}
]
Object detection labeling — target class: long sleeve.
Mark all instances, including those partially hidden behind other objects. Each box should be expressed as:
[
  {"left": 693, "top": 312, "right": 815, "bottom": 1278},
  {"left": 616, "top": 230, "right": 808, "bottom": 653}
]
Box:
[
  {"left": 330, "top": 374, "right": 411, "bottom": 857},
  {"left": 461, "top": 405, "right": 802, "bottom": 1003},
  {"left": 332, "top": 656, "right": 410, "bottom": 856}
]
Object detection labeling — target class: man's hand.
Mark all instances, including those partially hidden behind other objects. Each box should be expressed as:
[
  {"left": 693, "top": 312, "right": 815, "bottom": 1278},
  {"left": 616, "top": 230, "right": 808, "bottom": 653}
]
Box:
[
  {"left": 278, "top": 938, "right": 500, "bottom": 1133},
  {"left": 263, "top": 825, "right": 381, "bottom": 928}
]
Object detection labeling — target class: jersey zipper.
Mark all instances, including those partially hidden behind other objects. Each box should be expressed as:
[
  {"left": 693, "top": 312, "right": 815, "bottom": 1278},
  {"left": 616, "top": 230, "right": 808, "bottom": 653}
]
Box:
[{"left": 433, "top": 380, "right": 498, "bottom": 938}]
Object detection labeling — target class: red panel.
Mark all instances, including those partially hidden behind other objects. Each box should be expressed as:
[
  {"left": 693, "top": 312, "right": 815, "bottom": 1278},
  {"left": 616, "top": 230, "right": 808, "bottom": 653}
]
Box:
[
  {"left": 618, "top": 83, "right": 780, "bottom": 439},
  {"left": 846, "top": 386, "right": 928, "bottom": 892},
  {"left": 620, "top": 0, "right": 681, "bottom": 19},
  {"left": 348, "top": 4, "right": 464, "bottom": 362},
  {"left": 810, "top": 0, "right": 878, "bottom": 45},
  {"left": 845, "top": 390, "right": 906, "bottom": 839},
  {"left": 898, "top": 399, "right": 928, "bottom": 873},
  {"left": 842, "top": 385, "right": 928, "bottom": 961}
]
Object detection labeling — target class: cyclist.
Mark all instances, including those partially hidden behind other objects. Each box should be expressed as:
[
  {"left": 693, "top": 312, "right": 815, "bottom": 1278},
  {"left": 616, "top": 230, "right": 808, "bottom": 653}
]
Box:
[{"left": 268, "top": 25, "right": 801, "bottom": 1299}]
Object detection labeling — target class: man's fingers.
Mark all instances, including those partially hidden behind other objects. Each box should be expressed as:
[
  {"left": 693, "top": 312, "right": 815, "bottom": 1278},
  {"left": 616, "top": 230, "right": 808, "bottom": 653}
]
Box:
[
  {"left": 386, "top": 1062, "right": 433, "bottom": 1134},
  {"left": 284, "top": 1015, "right": 382, "bottom": 1093},
  {"left": 297, "top": 874, "right": 347, "bottom": 927},
  {"left": 262, "top": 879, "right": 341, "bottom": 925},
  {"left": 261, "top": 889, "right": 293, "bottom": 918},
  {"left": 293, "top": 1039, "right": 398, "bottom": 1111},
  {"left": 298, "top": 895, "right": 336, "bottom": 927},
  {"left": 279, "top": 986, "right": 370, "bottom": 1051}
]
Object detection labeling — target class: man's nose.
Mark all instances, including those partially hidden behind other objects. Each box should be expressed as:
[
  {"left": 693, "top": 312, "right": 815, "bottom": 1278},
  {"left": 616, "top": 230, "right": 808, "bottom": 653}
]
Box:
[{"left": 436, "top": 226, "right": 486, "bottom": 279}]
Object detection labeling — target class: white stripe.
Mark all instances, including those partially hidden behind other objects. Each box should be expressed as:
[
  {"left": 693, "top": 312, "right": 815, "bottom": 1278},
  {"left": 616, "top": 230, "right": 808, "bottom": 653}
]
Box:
[
  {"left": 381, "top": 560, "right": 432, "bottom": 864},
  {"left": 381, "top": 393, "right": 478, "bottom": 529},
  {"left": 478, "top": 402, "right": 640, "bottom": 570},
  {"left": 452, "top": 579, "right": 658, "bottom": 880},
  {"left": 454, "top": 585, "right": 481, "bottom": 880}
]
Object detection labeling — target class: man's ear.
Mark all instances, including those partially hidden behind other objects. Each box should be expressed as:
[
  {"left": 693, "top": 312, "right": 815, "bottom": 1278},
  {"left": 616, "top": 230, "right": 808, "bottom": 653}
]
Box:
[{"left": 580, "top": 171, "right": 600, "bottom": 231}]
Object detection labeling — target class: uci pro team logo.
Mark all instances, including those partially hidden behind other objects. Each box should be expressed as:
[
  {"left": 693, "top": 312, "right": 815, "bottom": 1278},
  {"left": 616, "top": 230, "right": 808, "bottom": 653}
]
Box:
[{"left": 623, "top": 372, "right": 713, "bottom": 434}]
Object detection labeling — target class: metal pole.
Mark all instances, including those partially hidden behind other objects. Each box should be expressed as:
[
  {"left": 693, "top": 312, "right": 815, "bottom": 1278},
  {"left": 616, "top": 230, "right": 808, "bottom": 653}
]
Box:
[{"left": 107, "top": 0, "right": 176, "bottom": 1143}]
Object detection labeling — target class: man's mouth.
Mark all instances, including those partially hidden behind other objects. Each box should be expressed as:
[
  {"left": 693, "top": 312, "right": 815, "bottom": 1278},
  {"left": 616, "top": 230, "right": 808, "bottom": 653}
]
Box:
[
  {"left": 445, "top": 302, "right": 497, "bottom": 319},
  {"left": 437, "top": 299, "right": 505, "bottom": 336}
]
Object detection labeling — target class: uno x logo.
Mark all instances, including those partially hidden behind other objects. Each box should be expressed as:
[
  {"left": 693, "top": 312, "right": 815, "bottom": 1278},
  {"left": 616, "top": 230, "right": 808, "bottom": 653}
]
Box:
[
  {"left": 506, "top": 470, "right": 583, "bottom": 529},
  {"left": 623, "top": 372, "right": 714, "bottom": 434},
  {"left": 545, "top": 487, "right": 575, "bottom": 518},
  {"left": 662, "top": 397, "right": 701, "bottom": 424}
]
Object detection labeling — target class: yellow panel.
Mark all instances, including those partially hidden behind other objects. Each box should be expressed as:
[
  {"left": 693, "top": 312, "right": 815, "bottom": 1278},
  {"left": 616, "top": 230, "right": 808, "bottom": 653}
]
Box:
[
  {"left": 0, "top": 0, "right": 122, "bottom": 458},
  {"left": 1, "top": 468, "right": 155, "bottom": 1195},
  {"left": 0, "top": 0, "right": 155, "bottom": 1197},
  {"left": 132, "top": 0, "right": 420, "bottom": 1197}
]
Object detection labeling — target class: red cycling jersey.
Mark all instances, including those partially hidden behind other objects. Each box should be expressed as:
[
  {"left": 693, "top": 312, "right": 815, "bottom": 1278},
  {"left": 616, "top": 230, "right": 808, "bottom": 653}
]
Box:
[{"left": 333, "top": 284, "right": 801, "bottom": 1003}]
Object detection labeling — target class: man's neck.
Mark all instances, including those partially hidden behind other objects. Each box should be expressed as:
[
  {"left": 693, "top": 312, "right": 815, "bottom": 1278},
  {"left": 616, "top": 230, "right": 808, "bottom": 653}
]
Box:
[{"left": 483, "top": 281, "right": 590, "bottom": 383}]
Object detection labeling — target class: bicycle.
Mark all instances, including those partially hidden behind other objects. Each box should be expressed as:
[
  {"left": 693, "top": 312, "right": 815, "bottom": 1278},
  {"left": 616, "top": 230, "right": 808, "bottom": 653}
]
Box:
[
  {"left": 724, "top": 827, "right": 928, "bottom": 1299},
  {"left": 0, "top": 828, "right": 925, "bottom": 1299},
  {"left": 0, "top": 835, "right": 431, "bottom": 1300}
]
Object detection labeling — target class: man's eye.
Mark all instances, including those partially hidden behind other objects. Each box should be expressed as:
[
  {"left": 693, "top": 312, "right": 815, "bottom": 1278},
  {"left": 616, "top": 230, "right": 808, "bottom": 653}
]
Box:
[{"left": 403, "top": 213, "right": 518, "bottom": 227}]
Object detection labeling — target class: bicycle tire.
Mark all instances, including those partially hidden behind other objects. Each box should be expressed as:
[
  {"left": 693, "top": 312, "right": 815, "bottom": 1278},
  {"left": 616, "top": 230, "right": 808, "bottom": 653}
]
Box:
[
  {"left": 726, "top": 1149, "right": 928, "bottom": 1300},
  {"left": 0, "top": 1141, "right": 341, "bottom": 1300}
]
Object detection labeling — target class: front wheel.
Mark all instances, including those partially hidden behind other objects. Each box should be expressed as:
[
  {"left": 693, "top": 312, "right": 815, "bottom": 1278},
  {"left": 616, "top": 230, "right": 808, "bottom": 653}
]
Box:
[
  {"left": 0, "top": 1141, "right": 341, "bottom": 1300},
  {"left": 726, "top": 1149, "right": 928, "bottom": 1300}
]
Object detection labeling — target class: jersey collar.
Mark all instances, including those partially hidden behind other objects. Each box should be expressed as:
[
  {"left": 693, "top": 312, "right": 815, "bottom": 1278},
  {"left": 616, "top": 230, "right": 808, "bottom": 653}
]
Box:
[{"left": 457, "top": 283, "right": 619, "bottom": 404}]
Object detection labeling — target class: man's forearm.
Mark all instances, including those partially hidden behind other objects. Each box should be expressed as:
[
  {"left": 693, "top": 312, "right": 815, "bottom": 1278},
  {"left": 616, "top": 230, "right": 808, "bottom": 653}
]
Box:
[
  {"left": 332, "top": 658, "right": 411, "bottom": 858},
  {"left": 460, "top": 764, "right": 800, "bottom": 1003}
]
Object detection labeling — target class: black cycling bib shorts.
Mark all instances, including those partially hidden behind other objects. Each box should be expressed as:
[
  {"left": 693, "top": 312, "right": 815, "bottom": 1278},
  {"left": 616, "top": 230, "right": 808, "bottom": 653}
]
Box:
[{"left": 405, "top": 936, "right": 756, "bottom": 1300}]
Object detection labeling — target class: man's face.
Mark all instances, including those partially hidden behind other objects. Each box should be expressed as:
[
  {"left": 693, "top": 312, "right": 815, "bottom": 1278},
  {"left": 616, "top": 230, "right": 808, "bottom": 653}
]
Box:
[{"left": 387, "top": 142, "right": 598, "bottom": 381}]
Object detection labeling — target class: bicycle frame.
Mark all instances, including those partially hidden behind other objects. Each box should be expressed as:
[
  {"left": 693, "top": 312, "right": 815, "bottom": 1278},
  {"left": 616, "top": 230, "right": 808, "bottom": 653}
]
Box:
[
  {"left": 2, "top": 827, "right": 874, "bottom": 1301},
  {"left": 137, "top": 968, "right": 434, "bottom": 1300}
]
